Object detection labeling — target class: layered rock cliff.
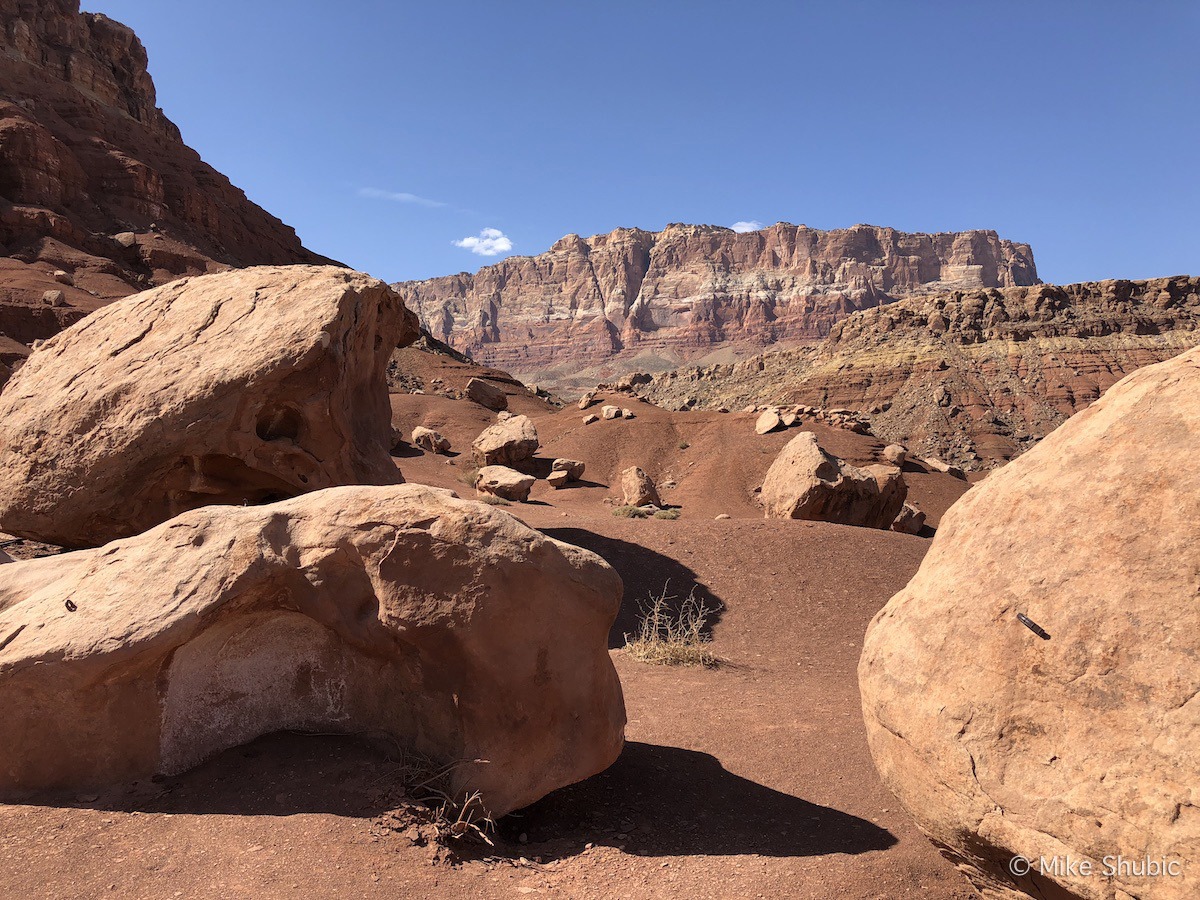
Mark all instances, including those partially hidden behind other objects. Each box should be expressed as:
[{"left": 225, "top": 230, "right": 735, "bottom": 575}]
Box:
[
  {"left": 634, "top": 276, "right": 1200, "bottom": 467},
  {"left": 0, "top": 0, "right": 331, "bottom": 362},
  {"left": 395, "top": 222, "right": 1039, "bottom": 387}
]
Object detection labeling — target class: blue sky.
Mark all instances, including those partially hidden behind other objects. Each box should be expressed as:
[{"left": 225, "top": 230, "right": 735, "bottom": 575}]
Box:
[{"left": 86, "top": 1, "right": 1197, "bottom": 285}]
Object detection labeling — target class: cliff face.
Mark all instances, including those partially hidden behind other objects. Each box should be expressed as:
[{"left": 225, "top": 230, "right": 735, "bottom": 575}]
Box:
[
  {"left": 394, "top": 222, "right": 1039, "bottom": 382},
  {"left": 0, "top": 0, "right": 331, "bottom": 359},
  {"left": 634, "top": 276, "right": 1200, "bottom": 467}
]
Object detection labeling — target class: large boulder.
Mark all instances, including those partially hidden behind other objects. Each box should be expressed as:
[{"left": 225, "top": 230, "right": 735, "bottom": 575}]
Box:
[
  {"left": 552, "top": 458, "right": 586, "bottom": 481},
  {"left": 620, "top": 466, "right": 662, "bottom": 508},
  {"left": 472, "top": 414, "right": 539, "bottom": 467},
  {"left": 411, "top": 425, "right": 451, "bottom": 454},
  {"left": 0, "top": 266, "right": 418, "bottom": 548},
  {"left": 860, "top": 347, "right": 1200, "bottom": 900},
  {"left": 465, "top": 377, "right": 508, "bottom": 411},
  {"left": 475, "top": 465, "right": 536, "bottom": 502},
  {"left": 0, "top": 484, "right": 625, "bottom": 817},
  {"left": 761, "top": 432, "right": 906, "bottom": 529}
]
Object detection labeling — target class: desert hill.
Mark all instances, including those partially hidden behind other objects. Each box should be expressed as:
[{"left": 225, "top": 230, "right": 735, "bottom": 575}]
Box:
[
  {"left": 394, "top": 222, "right": 1038, "bottom": 392},
  {"left": 631, "top": 275, "right": 1200, "bottom": 467},
  {"left": 0, "top": 0, "right": 331, "bottom": 378}
]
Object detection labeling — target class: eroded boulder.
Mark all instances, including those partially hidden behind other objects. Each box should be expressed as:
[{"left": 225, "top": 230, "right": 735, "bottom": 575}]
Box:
[
  {"left": 621, "top": 466, "right": 661, "bottom": 508},
  {"left": 472, "top": 414, "right": 539, "bottom": 467},
  {"left": 0, "top": 484, "right": 625, "bottom": 817},
  {"left": 761, "top": 432, "right": 906, "bottom": 528},
  {"left": 412, "top": 425, "right": 451, "bottom": 454},
  {"left": 466, "top": 377, "right": 508, "bottom": 411},
  {"left": 860, "top": 347, "right": 1200, "bottom": 900},
  {"left": 0, "top": 266, "right": 418, "bottom": 548},
  {"left": 475, "top": 465, "right": 536, "bottom": 502}
]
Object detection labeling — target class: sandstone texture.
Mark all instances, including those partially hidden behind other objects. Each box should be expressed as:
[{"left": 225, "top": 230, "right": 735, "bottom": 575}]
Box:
[
  {"left": 620, "top": 467, "right": 662, "bottom": 508},
  {"left": 475, "top": 465, "right": 535, "bottom": 502},
  {"left": 0, "top": 484, "right": 626, "bottom": 816},
  {"left": 411, "top": 426, "right": 450, "bottom": 454},
  {"left": 762, "top": 432, "right": 906, "bottom": 529},
  {"left": 637, "top": 276, "right": 1200, "bottom": 468},
  {"left": 472, "top": 414, "right": 539, "bottom": 467},
  {"left": 859, "top": 346, "right": 1200, "bottom": 900},
  {"left": 0, "top": 266, "right": 418, "bottom": 548},
  {"left": 395, "top": 223, "right": 1037, "bottom": 390},
  {"left": 0, "top": 0, "right": 331, "bottom": 369}
]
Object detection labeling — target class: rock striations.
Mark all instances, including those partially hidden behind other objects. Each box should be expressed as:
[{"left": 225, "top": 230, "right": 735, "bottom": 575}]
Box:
[
  {"left": 0, "top": 0, "right": 331, "bottom": 361},
  {"left": 635, "top": 276, "right": 1200, "bottom": 467},
  {"left": 394, "top": 223, "right": 1038, "bottom": 385}
]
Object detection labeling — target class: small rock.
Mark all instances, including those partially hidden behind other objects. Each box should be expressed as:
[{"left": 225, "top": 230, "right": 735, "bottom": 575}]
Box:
[
  {"left": 621, "top": 466, "right": 661, "bottom": 508},
  {"left": 715, "top": 514, "right": 731, "bottom": 520},
  {"left": 601, "top": 405, "right": 621, "bottom": 420},
  {"left": 551, "top": 458, "right": 585, "bottom": 481},
  {"left": 465, "top": 377, "right": 508, "bottom": 411},
  {"left": 546, "top": 471, "right": 570, "bottom": 489},
  {"left": 411, "top": 426, "right": 450, "bottom": 454},
  {"left": 582, "top": 414, "right": 598, "bottom": 425},
  {"left": 475, "top": 466, "right": 536, "bottom": 502},
  {"left": 755, "top": 410, "right": 782, "bottom": 435},
  {"left": 52, "top": 270, "right": 73, "bottom": 286},
  {"left": 883, "top": 444, "right": 908, "bottom": 466},
  {"left": 578, "top": 391, "right": 596, "bottom": 410},
  {"left": 891, "top": 503, "right": 926, "bottom": 535},
  {"left": 621, "top": 408, "right": 635, "bottom": 419}
]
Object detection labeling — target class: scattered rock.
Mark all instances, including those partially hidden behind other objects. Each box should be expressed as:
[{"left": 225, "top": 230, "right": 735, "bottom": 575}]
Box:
[
  {"left": 411, "top": 426, "right": 450, "bottom": 454},
  {"left": 465, "top": 377, "right": 508, "bottom": 411},
  {"left": 0, "top": 484, "right": 625, "bottom": 816},
  {"left": 780, "top": 412, "right": 797, "bottom": 427},
  {"left": 883, "top": 444, "right": 908, "bottom": 466},
  {"left": 755, "top": 410, "right": 782, "bottom": 434},
  {"left": 52, "top": 270, "right": 73, "bottom": 285},
  {"left": 578, "top": 391, "right": 596, "bottom": 410},
  {"left": 552, "top": 459, "right": 586, "bottom": 481},
  {"left": 860, "top": 346, "right": 1200, "bottom": 900},
  {"left": 472, "top": 415, "right": 539, "bottom": 467},
  {"left": 890, "top": 503, "right": 925, "bottom": 535},
  {"left": 601, "top": 405, "right": 621, "bottom": 420},
  {"left": 546, "top": 471, "right": 570, "bottom": 489},
  {"left": 0, "top": 266, "right": 418, "bottom": 548},
  {"left": 113, "top": 231, "right": 137, "bottom": 248},
  {"left": 761, "top": 432, "right": 906, "bottom": 529},
  {"left": 621, "top": 408, "right": 635, "bottom": 419},
  {"left": 41, "top": 289, "right": 65, "bottom": 307},
  {"left": 620, "top": 467, "right": 662, "bottom": 508},
  {"left": 475, "top": 466, "right": 536, "bottom": 502},
  {"left": 923, "top": 457, "right": 966, "bottom": 479},
  {"left": 714, "top": 514, "right": 731, "bottom": 520},
  {"left": 582, "top": 414, "right": 599, "bottom": 425}
]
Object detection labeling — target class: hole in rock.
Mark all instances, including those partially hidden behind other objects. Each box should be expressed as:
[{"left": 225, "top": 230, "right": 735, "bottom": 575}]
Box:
[{"left": 256, "top": 406, "right": 303, "bottom": 443}]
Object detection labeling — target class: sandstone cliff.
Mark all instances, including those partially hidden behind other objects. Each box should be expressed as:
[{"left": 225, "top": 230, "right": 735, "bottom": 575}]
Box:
[
  {"left": 634, "top": 276, "right": 1200, "bottom": 467},
  {"left": 394, "top": 222, "right": 1038, "bottom": 388},
  {"left": 0, "top": 0, "right": 331, "bottom": 362}
]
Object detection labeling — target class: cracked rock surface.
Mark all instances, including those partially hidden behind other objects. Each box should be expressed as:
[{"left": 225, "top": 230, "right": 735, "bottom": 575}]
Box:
[
  {"left": 859, "top": 345, "right": 1200, "bottom": 899},
  {"left": 0, "top": 265, "right": 418, "bottom": 547}
]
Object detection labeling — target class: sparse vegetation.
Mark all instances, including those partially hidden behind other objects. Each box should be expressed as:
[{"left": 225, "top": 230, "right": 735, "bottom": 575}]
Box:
[
  {"left": 653, "top": 508, "right": 680, "bottom": 520},
  {"left": 678, "top": 441, "right": 690, "bottom": 450},
  {"left": 456, "top": 466, "right": 479, "bottom": 487},
  {"left": 477, "top": 494, "right": 510, "bottom": 506},
  {"left": 624, "top": 584, "right": 720, "bottom": 668},
  {"left": 612, "top": 505, "right": 650, "bottom": 518}
]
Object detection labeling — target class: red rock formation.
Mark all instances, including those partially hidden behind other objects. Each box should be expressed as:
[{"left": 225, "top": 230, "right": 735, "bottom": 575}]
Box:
[
  {"left": 0, "top": 0, "right": 332, "bottom": 355},
  {"left": 395, "top": 222, "right": 1038, "bottom": 378},
  {"left": 635, "top": 276, "right": 1200, "bottom": 467}
]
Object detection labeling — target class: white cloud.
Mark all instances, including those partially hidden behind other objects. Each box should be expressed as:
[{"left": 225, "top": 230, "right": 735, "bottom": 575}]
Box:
[
  {"left": 358, "top": 187, "right": 447, "bottom": 208},
  {"left": 454, "top": 227, "right": 513, "bottom": 257},
  {"left": 731, "top": 220, "right": 764, "bottom": 233}
]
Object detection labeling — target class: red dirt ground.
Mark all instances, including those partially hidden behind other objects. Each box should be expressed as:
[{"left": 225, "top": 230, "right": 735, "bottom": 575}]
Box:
[{"left": 0, "top": 377, "right": 977, "bottom": 899}]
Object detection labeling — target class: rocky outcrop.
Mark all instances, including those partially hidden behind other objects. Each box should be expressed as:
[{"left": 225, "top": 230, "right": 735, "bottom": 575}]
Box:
[
  {"left": 0, "top": 0, "right": 331, "bottom": 358},
  {"left": 637, "top": 276, "right": 1200, "bottom": 467},
  {"left": 472, "top": 414, "right": 539, "bottom": 467},
  {"left": 761, "top": 432, "right": 906, "bottom": 529},
  {"left": 0, "top": 484, "right": 626, "bottom": 817},
  {"left": 0, "top": 266, "right": 418, "bottom": 548},
  {"left": 859, "top": 346, "right": 1200, "bottom": 900},
  {"left": 395, "top": 223, "right": 1038, "bottom": 384}
]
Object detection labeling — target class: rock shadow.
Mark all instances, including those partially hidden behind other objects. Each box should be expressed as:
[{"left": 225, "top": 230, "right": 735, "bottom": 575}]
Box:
[
  {"left": 541, "top": 527, "right": 725, "bottom": 648},
  {"left": 492, "top": 741, "right": 896, "bottom": 860}
]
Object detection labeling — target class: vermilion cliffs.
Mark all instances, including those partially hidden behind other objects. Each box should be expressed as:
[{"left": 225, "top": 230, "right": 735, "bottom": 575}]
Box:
[
  {"left": 394, "top": 222, "right": 1038, "bottom": 387},
  {"left": 0, "top": 0, "right": 329, "bottom": 376},
  {"left": 634, "top": 276, "right": 1200, "bottom": 466}
]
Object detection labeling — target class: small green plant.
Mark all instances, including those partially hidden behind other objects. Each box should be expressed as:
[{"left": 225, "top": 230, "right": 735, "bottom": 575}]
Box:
[
  {"left": 477, "top": 494, "right": 511, "bottom": 506},
  {"left": 678, "top": 441, "right": 690, "bottom": 450},
  {"left": 652, "top": 508, "right": 680, "bottom": 520},
  {"left": 612, "top": 505, "right": 650, "bottom": 518},
  {"left": 623, "top": 585, "right": 720, "bottom": 668}
]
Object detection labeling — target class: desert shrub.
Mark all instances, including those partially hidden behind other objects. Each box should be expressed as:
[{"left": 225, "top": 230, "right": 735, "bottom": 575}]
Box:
[
  {"left": 652, "top": 508, "right": 680, "bottom": 520},
  {"left": 612, "top": 505, "right": 649, "bottom": 518},
  {"left": 624, "top": 585, "right": 719, "bottom": 668},
  {"left": 456, "top": 466, "right": 479, "bottom": 487},
  {"left": 678, "top": 441, "right": 690, "bottom": 450},
  {"left": 477, "top": 494, "right": 510, "bottom": 506}
]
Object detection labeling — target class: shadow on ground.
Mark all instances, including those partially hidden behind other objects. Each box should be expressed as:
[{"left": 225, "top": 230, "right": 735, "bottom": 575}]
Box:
[
  {"left": 25, "top": 734, "right": 893, "bottom": 863},
  {"left": 494, "top": 741, "right": 896, "bottom": 860},
  {"left": 541, "top": 527, "right": 726, "bottom": 648}
]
